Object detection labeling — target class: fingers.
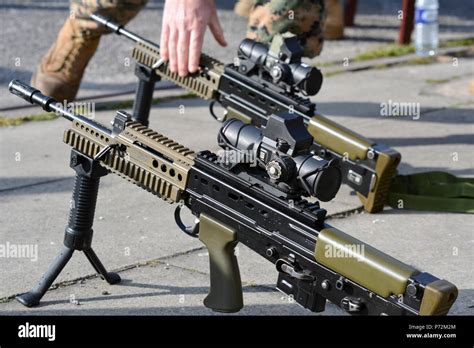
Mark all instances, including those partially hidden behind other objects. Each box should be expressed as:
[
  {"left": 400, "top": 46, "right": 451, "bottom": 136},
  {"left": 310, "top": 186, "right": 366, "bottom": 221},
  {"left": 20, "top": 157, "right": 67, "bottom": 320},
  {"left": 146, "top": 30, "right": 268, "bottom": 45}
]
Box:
[
  {"left": 162, "top": 0, "right": 226, "bottom": 75},
  {"left": 177, "top": 29, "right": 190, "bottom": 76},
  {"left": 168, "top": 27, "right": 179, "bottom": 74},
  {"left": 209, "top": 13, "right": 227, "bottom": 47},
  {"left": 188, "top": 25, "right": 205, "bottom": 73},
  {"left": 160, "top": 23, "right": 170, "bottom": 61}
]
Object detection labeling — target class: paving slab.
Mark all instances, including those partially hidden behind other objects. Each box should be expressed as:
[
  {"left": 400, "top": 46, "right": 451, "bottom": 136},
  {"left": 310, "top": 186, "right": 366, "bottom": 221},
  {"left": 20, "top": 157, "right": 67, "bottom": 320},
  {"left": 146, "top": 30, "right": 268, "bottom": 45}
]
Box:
[
  {"left": 315, "top": 59, "right": 474, "bottom": 120},
  {"left": 0, "top": 217, "right": 470, "bottom": 315},
  {"left": 0, "top": 256, "right": 343, "bottom": 316}
]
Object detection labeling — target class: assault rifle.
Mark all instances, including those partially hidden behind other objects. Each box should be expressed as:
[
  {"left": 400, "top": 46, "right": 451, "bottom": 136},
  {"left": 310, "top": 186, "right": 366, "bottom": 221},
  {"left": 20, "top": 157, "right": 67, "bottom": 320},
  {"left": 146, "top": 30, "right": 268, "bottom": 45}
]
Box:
[
  {"left": 10, "top": 80, "right": 457, "bottom": 315},
  {"left": 91, "top": 14, "right": 401, "bottom": 213}
]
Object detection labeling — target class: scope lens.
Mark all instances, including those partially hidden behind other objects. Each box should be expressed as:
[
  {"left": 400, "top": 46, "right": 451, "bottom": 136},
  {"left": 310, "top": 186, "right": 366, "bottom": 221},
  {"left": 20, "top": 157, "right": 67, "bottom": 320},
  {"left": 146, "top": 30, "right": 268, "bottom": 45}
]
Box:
[
  {"left": 312, "top": 164, "right": 341, "bottom": 202},
  {"left": 290, "top": 65, "right": 323, "bottom": 96},
  {"left": 296, "top": 156, "right": 341, "bottom": 201}
]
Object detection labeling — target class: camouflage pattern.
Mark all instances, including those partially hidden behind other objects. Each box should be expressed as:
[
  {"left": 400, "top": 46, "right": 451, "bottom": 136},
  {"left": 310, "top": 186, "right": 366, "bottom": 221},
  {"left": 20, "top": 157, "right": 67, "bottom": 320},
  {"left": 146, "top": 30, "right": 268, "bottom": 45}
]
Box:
[
  {"left": 244, "top": 0, "right": 326, "bottom": 58},
  {"left": 68, "top": 0, "right": 323, "bottom": 56},
  {"left": 70, "top": 0, "right": 148, "bottom": 36}
]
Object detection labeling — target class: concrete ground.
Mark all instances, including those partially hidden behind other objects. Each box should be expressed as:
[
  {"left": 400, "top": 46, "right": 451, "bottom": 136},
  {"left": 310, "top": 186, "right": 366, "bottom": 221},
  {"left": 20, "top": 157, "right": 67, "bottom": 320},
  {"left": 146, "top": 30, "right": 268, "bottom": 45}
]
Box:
[{"left": 0, "top": 0, "right": 473, "bottom": 316}]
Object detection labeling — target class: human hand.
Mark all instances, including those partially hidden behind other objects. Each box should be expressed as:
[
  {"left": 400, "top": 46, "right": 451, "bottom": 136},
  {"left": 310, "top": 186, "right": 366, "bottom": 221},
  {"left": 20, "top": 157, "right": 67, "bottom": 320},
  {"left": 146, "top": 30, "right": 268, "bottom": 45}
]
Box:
[{"left": 160, "top": 0, "right": 227, "bottom": 76}]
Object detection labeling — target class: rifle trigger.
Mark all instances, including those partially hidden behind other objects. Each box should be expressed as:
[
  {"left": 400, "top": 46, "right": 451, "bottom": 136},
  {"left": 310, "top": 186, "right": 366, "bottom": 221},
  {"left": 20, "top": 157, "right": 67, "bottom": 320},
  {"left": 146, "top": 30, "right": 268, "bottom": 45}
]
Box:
[
  {"left": 174, "top": 204, "right": 200, "bottom": 238},
  {"left": 277, "top": 259, "right": 313, "bottom": 281},
  {"left": 209, "top": 101, "right": 227, "bottom": 122}
]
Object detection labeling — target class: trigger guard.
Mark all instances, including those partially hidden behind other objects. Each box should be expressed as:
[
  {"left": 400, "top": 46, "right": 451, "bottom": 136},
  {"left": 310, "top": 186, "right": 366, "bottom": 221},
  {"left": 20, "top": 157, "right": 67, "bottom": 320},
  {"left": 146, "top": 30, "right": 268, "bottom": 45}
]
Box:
[
  {"left": 209, "top": 101, "right": 227, "bottom": 122},
  {"left": 174, "top": 205, "right": 200, "bottom": 238}
]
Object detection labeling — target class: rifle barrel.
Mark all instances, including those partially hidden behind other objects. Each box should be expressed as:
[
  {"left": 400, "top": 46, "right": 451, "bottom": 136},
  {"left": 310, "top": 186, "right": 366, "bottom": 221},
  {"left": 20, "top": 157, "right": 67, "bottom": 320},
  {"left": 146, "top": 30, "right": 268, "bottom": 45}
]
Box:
[
  {"left": 90, "top": 14, "right": 159, "bottom": 48},
  {"left": 8, "top": 80, "right": 112, "bottom": 136}
]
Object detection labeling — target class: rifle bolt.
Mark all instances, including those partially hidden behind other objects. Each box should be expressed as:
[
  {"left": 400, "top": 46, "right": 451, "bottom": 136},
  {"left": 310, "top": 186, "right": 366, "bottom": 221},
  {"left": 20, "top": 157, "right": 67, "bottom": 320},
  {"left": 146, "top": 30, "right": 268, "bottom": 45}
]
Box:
[{"left": 321, "top": 280, "right": 330, "bottom": 290}]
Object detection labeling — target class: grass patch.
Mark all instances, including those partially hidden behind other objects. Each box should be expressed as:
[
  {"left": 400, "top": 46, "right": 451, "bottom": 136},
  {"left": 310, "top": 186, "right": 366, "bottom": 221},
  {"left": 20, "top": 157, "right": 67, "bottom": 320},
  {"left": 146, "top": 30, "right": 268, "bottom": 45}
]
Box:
[
  {"left": 373, "top": 63, "right": 390, "bottom": 69},
  {"left": 354, "top": 44, "right": 415, "bottom": 61},
  {"left": 353, "top": 38, "right": 473, "bottom": 63},
  {"left": 0, "top": 93, "right": 198, "bottom": 127},
  {"left": 407, "top": 56, "right": 435, "bottom": 65},
  {"left": 95, "top": 99, "right": 134, "bottom": 111},
  {"left": 426, "top": 78, "right": 450, "bottom": 84},
  {"left": 426, "top": 75, "right": 463, "bottom": 85},
  {"left": 441, "top": 37, "right": 474, "bottom": 48},
  {"left": 0, "top": 112, "right": 58, "bottom": 126},
  {"left": 315, "top": 60, "right": 339, "bottom": 68},
  {"left": 322, "top": 70, "right": 345, "bottom": 77},
  {"left": 0, "top": 295, "right": 15, "bottom": 304}
]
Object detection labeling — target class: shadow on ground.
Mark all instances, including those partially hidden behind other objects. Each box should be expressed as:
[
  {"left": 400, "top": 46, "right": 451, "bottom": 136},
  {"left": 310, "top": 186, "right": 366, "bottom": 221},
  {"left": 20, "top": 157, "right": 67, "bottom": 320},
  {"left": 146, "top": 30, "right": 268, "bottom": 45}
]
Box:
[{"left": 2, "top": 285, "right": 471, "bottom": 315}]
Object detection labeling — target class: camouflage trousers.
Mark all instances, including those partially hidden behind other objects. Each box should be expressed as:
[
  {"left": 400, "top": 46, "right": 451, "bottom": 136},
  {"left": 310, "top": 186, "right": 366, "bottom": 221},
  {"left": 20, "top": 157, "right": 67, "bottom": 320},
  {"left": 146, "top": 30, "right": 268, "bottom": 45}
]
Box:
[
  {"left": 70, "top": 0, "right": 325, "bottom": 57},
  {"left": 241, "top": 0, "right": 325, "bottom": 58}
]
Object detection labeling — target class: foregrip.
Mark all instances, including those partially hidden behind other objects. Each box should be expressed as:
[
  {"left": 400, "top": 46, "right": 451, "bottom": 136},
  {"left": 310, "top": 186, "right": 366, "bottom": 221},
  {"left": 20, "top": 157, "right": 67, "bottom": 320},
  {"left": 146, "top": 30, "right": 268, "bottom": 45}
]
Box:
[
  {"left": 64, "top": 174, "right": 99, "bottom": 250},
  {"left": 198, "top": 214, "right": 243, "bottom": 313}
]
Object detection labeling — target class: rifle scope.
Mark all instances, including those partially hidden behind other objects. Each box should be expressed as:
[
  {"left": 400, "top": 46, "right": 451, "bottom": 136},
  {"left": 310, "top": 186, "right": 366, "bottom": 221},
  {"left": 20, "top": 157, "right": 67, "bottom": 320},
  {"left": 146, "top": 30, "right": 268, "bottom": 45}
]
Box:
[
  {"left": 218, "top": 113, "right": 341, "bottom": 202},
  {"left": 238, "top": 38, "right": 323, "bottom": 96}
]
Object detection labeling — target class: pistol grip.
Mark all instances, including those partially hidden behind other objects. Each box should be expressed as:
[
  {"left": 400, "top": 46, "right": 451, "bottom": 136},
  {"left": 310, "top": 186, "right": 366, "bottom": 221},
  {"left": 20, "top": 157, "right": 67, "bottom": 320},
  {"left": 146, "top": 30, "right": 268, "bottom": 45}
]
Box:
[{"left": 199, "top": 214, "right": 243, "bottom": 313}]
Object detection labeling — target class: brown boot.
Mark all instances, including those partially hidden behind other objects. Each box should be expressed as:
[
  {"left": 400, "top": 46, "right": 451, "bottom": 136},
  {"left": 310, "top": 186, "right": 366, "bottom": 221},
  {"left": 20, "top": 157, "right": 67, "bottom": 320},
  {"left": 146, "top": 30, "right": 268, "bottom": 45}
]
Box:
[
  {"left": 31, "top": 18, "right": 101, "bottom": 102},
  {"left": 324, "top": 0, "right": 344, "bottom": 40}
]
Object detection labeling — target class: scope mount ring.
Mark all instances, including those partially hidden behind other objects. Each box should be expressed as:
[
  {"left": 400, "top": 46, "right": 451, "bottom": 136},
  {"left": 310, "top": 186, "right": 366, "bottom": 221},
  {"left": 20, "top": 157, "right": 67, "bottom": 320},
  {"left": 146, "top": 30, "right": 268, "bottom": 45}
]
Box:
[{"left": 174, "top": 204, "right": 200, "bottom": 238}]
